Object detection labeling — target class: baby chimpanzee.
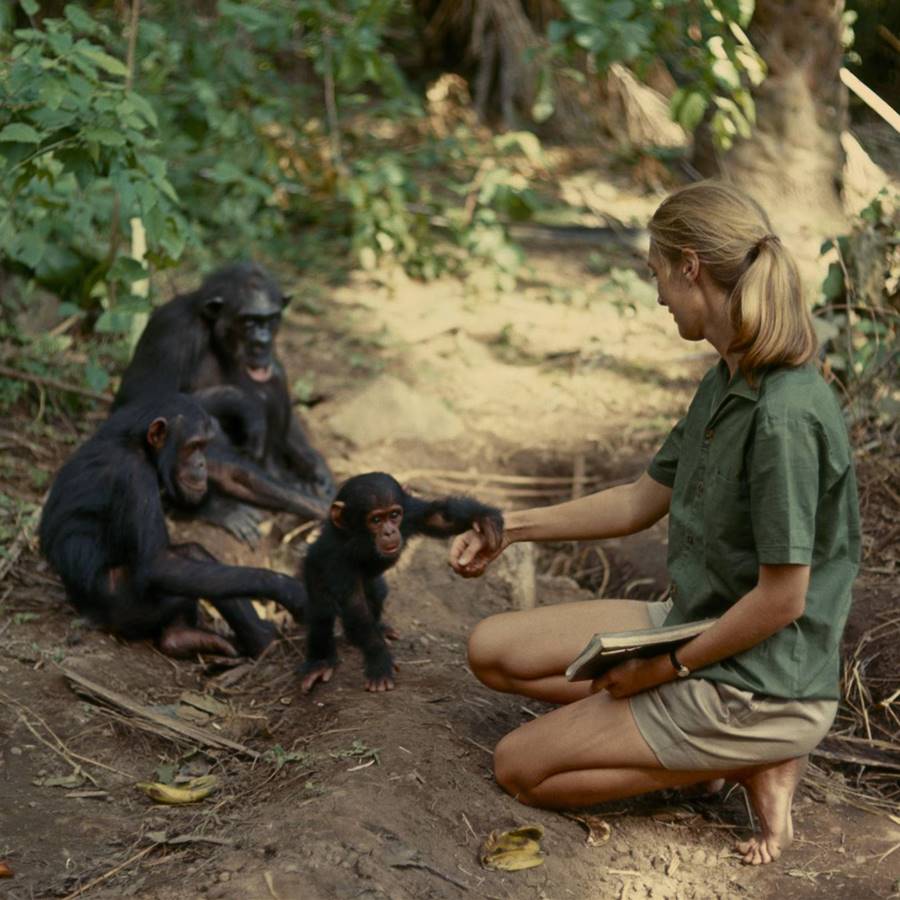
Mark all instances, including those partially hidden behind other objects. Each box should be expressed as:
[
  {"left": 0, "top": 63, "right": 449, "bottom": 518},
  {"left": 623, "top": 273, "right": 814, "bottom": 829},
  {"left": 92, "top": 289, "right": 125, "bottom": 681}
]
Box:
[{"left": 301, "top": 472, "right": 503, "bottom": 693}]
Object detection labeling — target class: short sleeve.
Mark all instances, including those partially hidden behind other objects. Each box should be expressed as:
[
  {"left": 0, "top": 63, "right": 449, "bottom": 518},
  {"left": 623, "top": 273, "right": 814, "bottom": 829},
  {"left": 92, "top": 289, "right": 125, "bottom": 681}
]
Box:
[
  {"left": 749, "top": 412, "right": 830, "bottom": 564},
  {"left": 648, "top": 416, "right": 686, "bottom": 488}
]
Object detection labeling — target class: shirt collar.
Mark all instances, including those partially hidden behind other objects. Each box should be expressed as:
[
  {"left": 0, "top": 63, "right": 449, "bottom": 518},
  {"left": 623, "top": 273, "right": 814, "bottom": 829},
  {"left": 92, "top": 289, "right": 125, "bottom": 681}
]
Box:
[{"left": 716, "top": 358, "right": 762, "bottom": 402}]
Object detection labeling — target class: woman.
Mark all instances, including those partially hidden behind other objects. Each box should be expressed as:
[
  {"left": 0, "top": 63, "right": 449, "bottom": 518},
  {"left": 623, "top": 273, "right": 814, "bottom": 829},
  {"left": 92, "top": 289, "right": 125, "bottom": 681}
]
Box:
[{"left": 450, "top": 181, "right": 860, "bottom": 866}]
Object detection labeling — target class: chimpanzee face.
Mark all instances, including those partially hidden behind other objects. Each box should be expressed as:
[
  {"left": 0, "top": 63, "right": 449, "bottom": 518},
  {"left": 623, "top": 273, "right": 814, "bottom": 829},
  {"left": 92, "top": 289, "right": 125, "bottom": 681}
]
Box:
[
  {"left": 175, "top": 433, "right": 210, "bottom": 506},
  {"left": 365, "top": 504, "right": 404, "bottom": 558},
  {"left": 147, "top": 414, "right": 212, "bottom": 507},
  {"left": 227, "top": 288, "right": 284, "bottom": 382}
]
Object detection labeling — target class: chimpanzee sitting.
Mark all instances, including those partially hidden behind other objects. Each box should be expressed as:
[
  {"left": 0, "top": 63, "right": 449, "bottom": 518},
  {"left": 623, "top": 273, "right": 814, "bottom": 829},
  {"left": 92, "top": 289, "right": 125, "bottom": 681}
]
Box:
[
  {"left": 301, "top": 472, "right": 504, "bottom": 693},
  {"left": 113, "top": 262, "right": 334, "bottom": 542},
  {"left": 39, "top": 394, "right": 306, "bottom": 658}
]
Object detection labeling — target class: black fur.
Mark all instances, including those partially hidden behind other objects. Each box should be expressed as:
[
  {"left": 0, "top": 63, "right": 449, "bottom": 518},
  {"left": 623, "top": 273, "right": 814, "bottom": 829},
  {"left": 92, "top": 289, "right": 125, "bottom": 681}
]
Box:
[
  {"left": 113, "top": 262, "right": 333, "bottom": 540},
  {"left": 39, "top": 394, "right": 305, "bottom": 655}
]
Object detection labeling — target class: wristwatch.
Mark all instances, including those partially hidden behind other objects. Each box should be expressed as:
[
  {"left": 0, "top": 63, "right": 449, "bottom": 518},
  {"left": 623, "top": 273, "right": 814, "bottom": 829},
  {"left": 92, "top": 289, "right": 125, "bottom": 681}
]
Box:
[{"left": 669, "top": 648, "right": 691, "bottom": 678}]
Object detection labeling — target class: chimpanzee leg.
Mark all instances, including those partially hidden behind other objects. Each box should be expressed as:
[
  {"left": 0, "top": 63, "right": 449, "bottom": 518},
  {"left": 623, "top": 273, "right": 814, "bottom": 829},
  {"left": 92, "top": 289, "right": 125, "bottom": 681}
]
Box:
[
  {"left": 300, "top": 609, "right": 339, "bottom": 693},
  {"left": 341, "top": 581, "right": 396, "bottom": 692},
  {"left": 170, "top": 543, "right": 279, "bottom": 656},
  {"left": 85, "top": 564, "right": 237, "bottom": 657},
  {"left": 364, "top": 575, "right": 398, "bottom": 641}
]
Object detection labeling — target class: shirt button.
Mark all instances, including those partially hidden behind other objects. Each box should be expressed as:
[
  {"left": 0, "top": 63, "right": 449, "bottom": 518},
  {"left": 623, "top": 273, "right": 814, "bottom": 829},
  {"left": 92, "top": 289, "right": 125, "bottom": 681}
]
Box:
[{"left": 704, "top": 428, "right": 715, "bottom": 441}]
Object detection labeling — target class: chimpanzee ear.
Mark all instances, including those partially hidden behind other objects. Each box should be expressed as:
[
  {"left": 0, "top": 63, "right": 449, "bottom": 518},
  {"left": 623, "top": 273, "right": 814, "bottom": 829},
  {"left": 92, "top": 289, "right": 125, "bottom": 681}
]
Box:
[
  {"left": 201, "top": 296, "right": 224, "bottom": 320},
  {"left": 329, "top": 500, "right": 347, "bottom": 529},
  {"left": 147, "top": 417, "right": 168, "bottom": 450}
]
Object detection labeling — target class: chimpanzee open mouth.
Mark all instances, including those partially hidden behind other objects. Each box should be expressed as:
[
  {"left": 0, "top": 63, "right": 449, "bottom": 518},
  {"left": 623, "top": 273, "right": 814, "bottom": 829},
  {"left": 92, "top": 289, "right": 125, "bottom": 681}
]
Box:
[{"left": 246, "top": 365, "right": 274, "bottom": 382}]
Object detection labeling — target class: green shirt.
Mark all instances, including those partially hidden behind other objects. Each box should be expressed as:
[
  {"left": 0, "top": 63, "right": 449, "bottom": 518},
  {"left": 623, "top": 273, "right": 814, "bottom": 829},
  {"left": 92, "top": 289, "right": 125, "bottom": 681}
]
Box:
[{"left": 648, "top": 360, "right": 860, "bottom": 700}]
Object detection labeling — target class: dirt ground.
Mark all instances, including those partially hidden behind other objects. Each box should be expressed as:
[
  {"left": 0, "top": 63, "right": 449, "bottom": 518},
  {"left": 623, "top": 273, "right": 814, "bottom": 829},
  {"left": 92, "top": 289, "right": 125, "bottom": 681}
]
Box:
[{"left": 1, "top": 201, "right": 899, "bottom": 899}]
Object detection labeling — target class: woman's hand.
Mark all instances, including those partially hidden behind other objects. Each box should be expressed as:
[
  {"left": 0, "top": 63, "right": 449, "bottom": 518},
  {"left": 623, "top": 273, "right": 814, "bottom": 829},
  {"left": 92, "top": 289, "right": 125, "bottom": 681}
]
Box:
[
  {"left": 590, "top": 655, "right": 674, "bottom": 699},
  {"left": 449, "top": 527, "right": 509, "bottom": 578}
]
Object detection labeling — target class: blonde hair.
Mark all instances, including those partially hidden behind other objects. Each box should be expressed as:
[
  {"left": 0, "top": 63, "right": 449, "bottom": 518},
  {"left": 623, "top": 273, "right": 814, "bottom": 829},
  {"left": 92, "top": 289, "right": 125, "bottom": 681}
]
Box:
[{"left": 648, "top": 180, "right": 816, "bottom": 379}]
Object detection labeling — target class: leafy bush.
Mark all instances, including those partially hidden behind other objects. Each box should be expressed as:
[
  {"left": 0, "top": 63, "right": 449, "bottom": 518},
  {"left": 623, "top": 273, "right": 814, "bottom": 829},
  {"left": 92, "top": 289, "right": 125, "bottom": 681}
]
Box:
[
  {"left": 815, "top": 190, "right": 899, "bottom": 421},
  {"left": 0, "top": 2, "right": 187, "bottom": 331},
  {"left": 547, "top": 0, "right": 765, "bottom": 149}
]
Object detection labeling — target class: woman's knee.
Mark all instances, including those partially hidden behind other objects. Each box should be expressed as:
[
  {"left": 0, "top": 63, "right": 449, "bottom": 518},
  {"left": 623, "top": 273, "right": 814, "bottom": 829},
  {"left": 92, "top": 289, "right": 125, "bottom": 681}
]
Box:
[
  {"left": 493, "top": 730, "right": 537, "bottom": 804},
  {"left": 468, "top": 615, "right": 515, "bottom": 691}
]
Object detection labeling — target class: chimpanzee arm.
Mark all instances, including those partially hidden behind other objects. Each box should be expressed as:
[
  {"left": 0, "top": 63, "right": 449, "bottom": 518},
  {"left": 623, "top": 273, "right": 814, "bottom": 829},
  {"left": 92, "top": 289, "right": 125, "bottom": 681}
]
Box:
[
  {"left": 283, "top": 416, "right": 335, "bottom": 496},
  {"left": 140, "top": 551, "right": 306, "bottom": 618},
  {"left": 193, "top": 386, "right": 267, "bottom": 460},
  {"left": 403, "top": 494, "right": 504, "bottom": 550},
  {"left": 205, "top": 448, "right": 328, "bottom": 521}
]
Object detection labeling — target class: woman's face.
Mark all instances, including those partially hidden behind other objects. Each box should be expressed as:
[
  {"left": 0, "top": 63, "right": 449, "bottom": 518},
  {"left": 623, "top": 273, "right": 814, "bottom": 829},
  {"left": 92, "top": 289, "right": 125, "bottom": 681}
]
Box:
[{"left": 648, "top": 241, "right": 706, "bottom": 342}]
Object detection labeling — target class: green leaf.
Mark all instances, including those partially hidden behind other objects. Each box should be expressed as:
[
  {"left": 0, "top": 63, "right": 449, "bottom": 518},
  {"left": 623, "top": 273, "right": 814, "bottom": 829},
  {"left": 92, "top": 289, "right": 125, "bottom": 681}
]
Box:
[
  {"left": 83, "top": 127, "right": 127, "bottom": 147},
  {"left": 84, "top": 360, "right": 110, "bottom": 392},
  {"left": 76, "top": 46, "right": 128, "bottom": 78},
  {"left": 64, "top": 4, "right": 98, "bottom": 34},
  {"left": 0, "top": 123, "right": 44, "bottom": 144},
  {"left": 671, "top": 90, "right": 708, "bottom": 132},
  {"left": 20, "top": 0, "right": 39, "bottom": 15}
]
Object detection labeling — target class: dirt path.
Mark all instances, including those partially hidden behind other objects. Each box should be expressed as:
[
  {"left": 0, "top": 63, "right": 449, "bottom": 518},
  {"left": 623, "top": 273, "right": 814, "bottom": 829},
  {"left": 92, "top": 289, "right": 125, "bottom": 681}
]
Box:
[{"left": 1, "top": 235, "right": 898, "bottom": 899}]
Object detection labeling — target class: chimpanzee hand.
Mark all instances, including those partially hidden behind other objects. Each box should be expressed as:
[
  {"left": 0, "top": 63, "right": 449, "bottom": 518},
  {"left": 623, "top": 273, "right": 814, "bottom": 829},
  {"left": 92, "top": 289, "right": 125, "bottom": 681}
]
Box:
[
  {"left": 364, "top": 649, "right": 398, "bottom": 693},
  {"left": 474, "top": 509, "right": 505, "bottom": 556},
  {"left": 219, "top": 504, "right": 266, "bottom": 545},
  {"left": 300, "top": 656, "right": 337, "bottom": 693}
]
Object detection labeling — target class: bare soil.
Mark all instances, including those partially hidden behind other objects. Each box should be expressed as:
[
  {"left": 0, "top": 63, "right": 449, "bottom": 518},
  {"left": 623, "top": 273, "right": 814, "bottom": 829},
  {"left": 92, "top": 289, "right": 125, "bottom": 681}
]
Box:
[{"left": 1, "top": 223, "right": 898, "bottom": 900}]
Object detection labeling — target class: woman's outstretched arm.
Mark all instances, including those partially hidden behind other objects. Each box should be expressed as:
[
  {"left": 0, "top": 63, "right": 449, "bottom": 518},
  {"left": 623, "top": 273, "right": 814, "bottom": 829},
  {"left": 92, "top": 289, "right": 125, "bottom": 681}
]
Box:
[{"left": 450, "top": 472, "right": 672, "bottom": 577}]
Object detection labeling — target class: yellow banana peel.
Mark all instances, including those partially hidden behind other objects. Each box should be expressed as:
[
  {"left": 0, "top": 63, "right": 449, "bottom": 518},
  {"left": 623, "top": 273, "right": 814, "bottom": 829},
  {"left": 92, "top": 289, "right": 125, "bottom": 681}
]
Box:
[
  {"left": 136, "top": 774, "right": 219, "bottom": 804},
  {"left": 480, "top": 824, "right": 545, "bottom": 871}
]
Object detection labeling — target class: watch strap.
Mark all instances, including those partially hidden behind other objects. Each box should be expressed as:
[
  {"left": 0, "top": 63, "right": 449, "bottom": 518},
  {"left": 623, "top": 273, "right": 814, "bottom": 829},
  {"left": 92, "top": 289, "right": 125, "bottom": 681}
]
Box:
[{"left": 669, "top": 647, "right": 690, "bottom": 677}]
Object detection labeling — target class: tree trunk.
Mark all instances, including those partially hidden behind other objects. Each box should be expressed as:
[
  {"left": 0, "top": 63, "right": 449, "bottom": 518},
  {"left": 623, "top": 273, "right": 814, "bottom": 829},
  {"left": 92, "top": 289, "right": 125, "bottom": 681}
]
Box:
[{"left": 695, "top": 0, "right": 848, "bottom": 233}]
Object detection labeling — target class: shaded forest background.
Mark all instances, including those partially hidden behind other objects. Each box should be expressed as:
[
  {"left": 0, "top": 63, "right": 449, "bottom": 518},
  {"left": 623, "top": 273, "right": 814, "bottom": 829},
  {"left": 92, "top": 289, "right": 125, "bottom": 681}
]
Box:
[{"left": 0, "top": 0, "right": 897, "bottom": 595}]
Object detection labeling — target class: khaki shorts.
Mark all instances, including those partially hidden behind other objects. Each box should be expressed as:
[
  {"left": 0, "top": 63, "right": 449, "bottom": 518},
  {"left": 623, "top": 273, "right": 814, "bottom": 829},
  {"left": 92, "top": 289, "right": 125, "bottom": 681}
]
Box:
[{"left": 628, "top": 601, "right": 838, "bottom": 771}]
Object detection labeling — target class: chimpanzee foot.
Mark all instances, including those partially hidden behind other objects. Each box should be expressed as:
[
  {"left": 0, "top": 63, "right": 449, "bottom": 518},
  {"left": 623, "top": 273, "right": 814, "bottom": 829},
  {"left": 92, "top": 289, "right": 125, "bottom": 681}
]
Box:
[
  {"left": 380, "top": 621, "right": 400, "bottom": 641},
  {"left": 158, "top": 624, "right": 238, "bottom": 658},
  {"left": 300, "top": 659, "right": 336, "bottom": 694}
]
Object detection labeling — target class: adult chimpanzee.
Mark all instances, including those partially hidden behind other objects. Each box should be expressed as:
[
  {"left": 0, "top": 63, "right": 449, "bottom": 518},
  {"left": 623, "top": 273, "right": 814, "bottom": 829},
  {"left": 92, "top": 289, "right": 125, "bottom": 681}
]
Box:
[
  {"left": 301, "top": 472, "right": 504, "bottom": 693},
  {"left": 113, "top": 262, "right": 334, "bottom": 541},
  {"left": 39, "top": 394, "right": 306, "bottom": 658}
]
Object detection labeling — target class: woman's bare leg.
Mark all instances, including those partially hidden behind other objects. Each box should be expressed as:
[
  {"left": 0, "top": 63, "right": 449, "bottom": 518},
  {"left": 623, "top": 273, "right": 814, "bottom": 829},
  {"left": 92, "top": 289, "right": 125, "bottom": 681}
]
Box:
[
  {"left": 468, "top": 599, "right": 654, "bottom": 704},
  {"left": 492, "top": 685, "right": 725, "bottom": 806},
  {"left": 494, "top": 690, "right": 806, "bottom": 865}
]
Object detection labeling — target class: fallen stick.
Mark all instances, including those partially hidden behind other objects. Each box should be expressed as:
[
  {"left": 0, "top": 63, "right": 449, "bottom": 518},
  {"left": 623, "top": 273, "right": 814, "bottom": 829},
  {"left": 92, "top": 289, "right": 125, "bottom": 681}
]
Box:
[
  {"left": 62, "top": 667, "right": 259, "bottom": 759},
  {"left": 0, "top": 364, "right": 113, "bottom": 404},
  {"left": 61, "top": 845, "right": 154, "bottom": 900}
]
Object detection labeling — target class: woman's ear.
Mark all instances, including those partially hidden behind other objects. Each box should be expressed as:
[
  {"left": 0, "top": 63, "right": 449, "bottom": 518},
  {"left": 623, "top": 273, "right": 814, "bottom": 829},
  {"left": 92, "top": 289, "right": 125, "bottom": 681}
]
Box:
[{"left": 681, "top": 249, "right": 700, "bottom": 282}]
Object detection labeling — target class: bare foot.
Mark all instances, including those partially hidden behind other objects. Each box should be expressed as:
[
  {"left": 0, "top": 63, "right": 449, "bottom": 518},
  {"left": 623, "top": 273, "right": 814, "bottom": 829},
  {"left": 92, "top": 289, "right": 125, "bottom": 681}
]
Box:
[
  {"left": 381, "top": 621, "right": 400, "bottom": 641},
  {"left": 158, "top": 624, "right": 238, "bottom": 658},
  {"left": 735, "top": 756, "right": 807, "bottom": 865}
]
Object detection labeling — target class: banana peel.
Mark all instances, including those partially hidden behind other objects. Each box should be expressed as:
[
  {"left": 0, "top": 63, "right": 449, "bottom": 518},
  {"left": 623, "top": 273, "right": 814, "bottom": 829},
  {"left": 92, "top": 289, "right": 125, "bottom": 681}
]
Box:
[
  {"left": 480, "top": 824, "right": 545, "bottom": 871},
  {"left": 136, "top": 774, "right": 219, "bottom": 804}
]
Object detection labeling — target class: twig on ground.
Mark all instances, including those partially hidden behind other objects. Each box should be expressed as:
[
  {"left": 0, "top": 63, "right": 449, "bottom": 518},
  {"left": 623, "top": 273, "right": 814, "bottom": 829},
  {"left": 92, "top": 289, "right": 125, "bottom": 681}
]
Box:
[
  {"left": 62, "top": 667, "right": 259, "bottom": 759},
  {"left": 0, "top": 690, "right": 132, "bottom": 780},
  {"left": 60, "top": 845, "right": 154, "bottom": 900},
  {"left": 0, "top": 364, "right": 112, "bottom": 403}
]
